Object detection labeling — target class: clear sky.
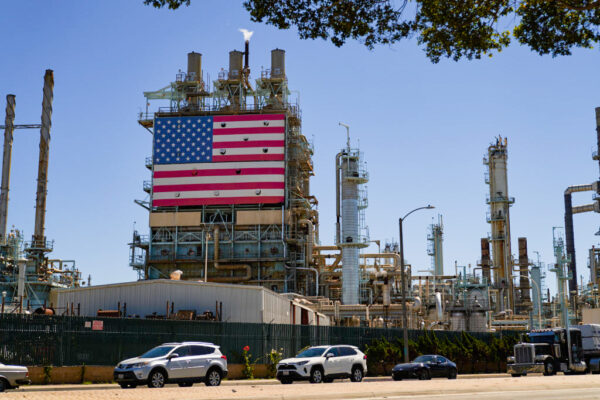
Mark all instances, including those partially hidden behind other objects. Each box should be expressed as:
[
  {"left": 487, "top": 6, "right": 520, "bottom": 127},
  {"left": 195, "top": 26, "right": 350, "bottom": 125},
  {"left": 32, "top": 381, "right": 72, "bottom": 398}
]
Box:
[{"left": 1, "top": 1, "right": 599, "bottom": 295}]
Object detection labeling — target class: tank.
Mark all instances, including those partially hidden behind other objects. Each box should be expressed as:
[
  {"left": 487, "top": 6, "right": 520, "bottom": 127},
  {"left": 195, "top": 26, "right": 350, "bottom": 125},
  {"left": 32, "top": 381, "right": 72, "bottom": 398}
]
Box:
[
  {"left": 187, "top": 52, "right": 202, "bottom": 82},
  {"left": 228, "top": 50, "right": 243, "bottom": 79},
  {"left": 450, "top": 310, "right": 466, "bottom": 331},
  {"left": 271, "top": 49, "right": 285, "bottom": 78},
  {"left": 469, "top": 309, "right": 487, "bottom": 332}
]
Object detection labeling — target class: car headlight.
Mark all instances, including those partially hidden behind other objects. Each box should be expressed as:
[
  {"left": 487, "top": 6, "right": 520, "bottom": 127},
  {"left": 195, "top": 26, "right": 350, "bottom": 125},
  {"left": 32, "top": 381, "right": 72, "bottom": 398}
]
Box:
[
  {"left": 294, "top": 361, "right": 309, "bottom": 366},
  {"left": 130, "top": 362, "right": 149, "bottom": 368}
]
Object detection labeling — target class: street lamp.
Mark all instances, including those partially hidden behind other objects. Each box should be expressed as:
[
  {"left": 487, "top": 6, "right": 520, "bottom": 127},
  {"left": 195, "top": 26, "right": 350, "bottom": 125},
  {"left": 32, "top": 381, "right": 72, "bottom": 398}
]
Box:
[{"left": 399, "top": 205, "right": 434, "bottom": 363}]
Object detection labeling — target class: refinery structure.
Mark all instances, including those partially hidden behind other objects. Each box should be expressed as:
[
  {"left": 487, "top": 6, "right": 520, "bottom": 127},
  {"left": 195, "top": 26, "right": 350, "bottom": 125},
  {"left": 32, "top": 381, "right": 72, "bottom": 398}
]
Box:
[{"left": 2, "top": 36, "right": 600, "bottom": 332}]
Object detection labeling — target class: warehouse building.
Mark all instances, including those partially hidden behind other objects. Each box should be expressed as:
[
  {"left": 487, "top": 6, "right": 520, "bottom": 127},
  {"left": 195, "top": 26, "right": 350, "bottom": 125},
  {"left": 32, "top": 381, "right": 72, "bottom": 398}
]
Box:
[{"left": 50, "top": 280, "right": 329, "bottom": 325}]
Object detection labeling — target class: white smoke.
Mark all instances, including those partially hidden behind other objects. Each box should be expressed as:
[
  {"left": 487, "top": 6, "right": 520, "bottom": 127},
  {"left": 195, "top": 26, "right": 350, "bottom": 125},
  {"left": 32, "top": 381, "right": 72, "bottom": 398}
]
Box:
[{"left": 239, "top": 28, "right": 254, "bottom": 41}]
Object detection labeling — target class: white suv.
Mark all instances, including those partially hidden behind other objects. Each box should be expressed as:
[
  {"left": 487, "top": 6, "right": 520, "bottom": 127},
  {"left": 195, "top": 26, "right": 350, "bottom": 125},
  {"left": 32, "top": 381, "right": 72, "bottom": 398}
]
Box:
[
  {"left": 276, "top": 345, "right": 367, "bottom": 384},
  {"left": 114, "top": 342, "right": 228, "bottom": 389}
]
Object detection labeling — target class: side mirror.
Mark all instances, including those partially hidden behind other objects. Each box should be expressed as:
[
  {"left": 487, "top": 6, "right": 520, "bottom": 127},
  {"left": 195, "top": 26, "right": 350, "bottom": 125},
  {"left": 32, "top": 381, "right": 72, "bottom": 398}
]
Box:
[
  {"left": 168, "top": 353, "right": 179, "bottom": 360},
  {"left": 325, "top": 353, "right": 334, "bottom": 358}
]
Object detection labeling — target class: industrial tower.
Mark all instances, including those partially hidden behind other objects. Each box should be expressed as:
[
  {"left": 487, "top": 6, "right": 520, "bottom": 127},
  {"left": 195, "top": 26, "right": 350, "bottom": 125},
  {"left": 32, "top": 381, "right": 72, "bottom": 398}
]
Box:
[{"left": 131, "top": 41, "right": 319, "bottom": 295}]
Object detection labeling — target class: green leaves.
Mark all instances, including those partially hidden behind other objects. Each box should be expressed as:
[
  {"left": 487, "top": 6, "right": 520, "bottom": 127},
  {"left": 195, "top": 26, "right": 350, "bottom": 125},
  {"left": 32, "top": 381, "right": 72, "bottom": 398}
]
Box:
[{"left": 144, "top": 0, "right": 600, "bottom": 62}]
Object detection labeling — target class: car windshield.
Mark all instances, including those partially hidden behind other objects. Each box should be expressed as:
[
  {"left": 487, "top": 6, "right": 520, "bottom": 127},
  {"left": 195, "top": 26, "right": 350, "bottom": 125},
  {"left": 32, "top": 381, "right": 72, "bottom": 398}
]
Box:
[
  {"left": 413, "top": 355, "right": 435, "bottom": 364},
  {"left": 296, "top": 347, "right": 326, "bottom": 358},
  {"left": 139, "top": 346, "right": 176, "bottom": 359}
]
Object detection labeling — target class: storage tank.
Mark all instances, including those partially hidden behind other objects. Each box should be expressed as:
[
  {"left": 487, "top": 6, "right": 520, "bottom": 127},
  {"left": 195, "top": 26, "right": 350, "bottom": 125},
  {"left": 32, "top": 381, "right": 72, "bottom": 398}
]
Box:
[
  {"left": 228, "top": 50, "right": 243, "bottom": 79},
  {"left": 187, "top": 52, "right": 202, "bottom": 81},
  {"left": 271, "top": 49, "right": 285, "bottom": 78},
  {"left": 450, "top": 310, "right": 466, "bottom": 331},
  {"left": 469, "top": 309, "right": 487, "bottom": 332}
]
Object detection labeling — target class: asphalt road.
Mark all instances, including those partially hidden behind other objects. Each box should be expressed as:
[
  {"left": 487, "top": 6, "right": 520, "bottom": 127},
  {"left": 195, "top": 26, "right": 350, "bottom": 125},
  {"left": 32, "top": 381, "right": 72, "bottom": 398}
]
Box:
[{"left": 4, "top": 374, "right": 600, "bottom": 399}]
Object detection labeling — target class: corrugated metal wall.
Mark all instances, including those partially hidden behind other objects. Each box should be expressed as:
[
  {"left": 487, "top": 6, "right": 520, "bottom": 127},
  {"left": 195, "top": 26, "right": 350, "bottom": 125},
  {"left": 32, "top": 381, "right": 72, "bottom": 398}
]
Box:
[{"left": 50, "top": 280, "right": 295, "bottom": 324}]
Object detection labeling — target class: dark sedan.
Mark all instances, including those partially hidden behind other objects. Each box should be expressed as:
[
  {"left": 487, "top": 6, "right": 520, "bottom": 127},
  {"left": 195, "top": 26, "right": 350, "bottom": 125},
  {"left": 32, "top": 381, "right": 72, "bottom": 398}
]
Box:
[{"left": 391, "top": 355, "right": 457, "bottom": 380}]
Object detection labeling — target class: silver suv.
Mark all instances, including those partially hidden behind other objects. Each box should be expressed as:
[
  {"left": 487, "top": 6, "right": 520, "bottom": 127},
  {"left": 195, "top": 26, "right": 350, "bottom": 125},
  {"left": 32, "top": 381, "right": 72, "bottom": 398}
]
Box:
[
  {"left": 114, "top": 341, "right": 228, "bottom": 389},
  {"left": 276, "top": 345, "right": 367, "bottom": 384}
]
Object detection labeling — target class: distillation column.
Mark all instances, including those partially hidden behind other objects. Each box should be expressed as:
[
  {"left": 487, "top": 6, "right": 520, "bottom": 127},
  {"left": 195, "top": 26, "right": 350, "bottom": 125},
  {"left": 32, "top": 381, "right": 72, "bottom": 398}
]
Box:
[
  {"left": 485, "top": 137, "right": 514, "bottom": 311},
  {"left": 427, "top": 215, "right": 444, "bottom": 279},
  {"left": 0, "top": 95, "right": 15, "bottom": 242},
  {"left": 336, "top": 125, "right": 368, "bottom": 304},
  {"left": 518, "top": 237, "right": 532, "bottom": 311}
]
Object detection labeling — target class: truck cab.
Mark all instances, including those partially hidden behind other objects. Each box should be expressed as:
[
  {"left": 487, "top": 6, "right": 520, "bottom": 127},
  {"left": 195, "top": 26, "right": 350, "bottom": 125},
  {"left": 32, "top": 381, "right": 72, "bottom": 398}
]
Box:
[{"left": 507, "top": 328, "right": 586, "bottom": 377}]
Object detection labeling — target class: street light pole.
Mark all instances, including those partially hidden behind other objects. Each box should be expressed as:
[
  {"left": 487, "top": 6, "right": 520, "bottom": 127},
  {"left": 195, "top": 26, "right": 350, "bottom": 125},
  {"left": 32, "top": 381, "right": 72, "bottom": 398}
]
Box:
[{"left": 399, "top": 205, "right": 434, "bottom": 363}]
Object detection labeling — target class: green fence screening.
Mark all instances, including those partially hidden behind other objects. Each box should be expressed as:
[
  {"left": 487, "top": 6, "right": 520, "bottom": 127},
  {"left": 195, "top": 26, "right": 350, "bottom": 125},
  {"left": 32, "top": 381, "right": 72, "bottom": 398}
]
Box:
[{"left": 0, "top": 314, "right": 518, "bottom": 367}]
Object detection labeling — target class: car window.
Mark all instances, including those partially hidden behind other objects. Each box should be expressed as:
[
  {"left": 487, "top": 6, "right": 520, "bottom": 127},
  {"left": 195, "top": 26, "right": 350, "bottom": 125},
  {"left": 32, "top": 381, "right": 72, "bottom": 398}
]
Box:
[
  {"left": 140, "top": 346, "right": 176, "bottom": 359},
  {"left": 191, "top": 345, "right": 214, "bottom": 356},
  {"left": 414, "top": 355, "right": 434, "bottom": 364},
  {"left": 296, "top": 347, "right": 327, "bottom": 358},
  {"left": 175, "top": 346, "right": 192, "bottom": 357},
  {"left": 326, "top": 347, "right": 340, "bottom": 357},
  {"left": 339, "top": 347, "right": 357, "bottom": 356},
  {"left": 437, "top": 356, "right": 447, "bottom": 363}
]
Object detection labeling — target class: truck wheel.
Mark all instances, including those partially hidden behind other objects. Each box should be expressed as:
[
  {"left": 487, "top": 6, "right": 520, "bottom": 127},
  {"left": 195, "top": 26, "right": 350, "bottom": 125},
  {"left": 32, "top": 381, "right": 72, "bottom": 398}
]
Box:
[{"left": 543, "top": 361, "right": 555, "bottom": 376}]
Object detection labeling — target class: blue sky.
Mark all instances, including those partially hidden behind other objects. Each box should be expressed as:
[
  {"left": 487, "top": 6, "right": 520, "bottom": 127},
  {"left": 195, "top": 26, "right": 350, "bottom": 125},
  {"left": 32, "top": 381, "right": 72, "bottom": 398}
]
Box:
[{"left": 1, "top": 1, "right": 599, "bottom": 295}]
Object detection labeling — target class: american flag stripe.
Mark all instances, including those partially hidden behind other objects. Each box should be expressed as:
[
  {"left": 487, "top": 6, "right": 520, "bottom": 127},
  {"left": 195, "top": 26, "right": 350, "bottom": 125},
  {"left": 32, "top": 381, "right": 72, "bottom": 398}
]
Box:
[
  {"left": 152, "top": 114, "right": 286, "bottom": 207},
  {"left": 152, "top": 182, "right": 285, "bottom": 193},
  {"left": 213, "top": 133, "right": 284, "bottom": 142},
  {"left": 153, "top": 196, "right": 284, "bottom": 207},
  {"left": 153, "top": 175, "right": 284, "bottom": 185},
  {"left": 153, "top": 188, "right": 284, "bottom": 200},
  {"left": 211, "top": 154, "right": 284, "bottom": 162},
  {"left": 213, "top": 114, "right": 285, "bottom": 122}
]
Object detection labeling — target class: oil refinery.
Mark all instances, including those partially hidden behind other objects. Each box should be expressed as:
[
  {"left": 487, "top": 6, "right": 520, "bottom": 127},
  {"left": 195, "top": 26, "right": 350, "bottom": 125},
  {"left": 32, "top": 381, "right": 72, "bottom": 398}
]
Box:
[{"left": 2, "top": 37, "right": 600, "bottom": 332}]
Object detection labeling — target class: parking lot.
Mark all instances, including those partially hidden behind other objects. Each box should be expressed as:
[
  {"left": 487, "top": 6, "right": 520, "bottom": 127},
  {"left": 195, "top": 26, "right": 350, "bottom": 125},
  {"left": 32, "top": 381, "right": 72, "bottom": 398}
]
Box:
[{"left": 4, "top": 374, "right": 600, "bottom": 400}]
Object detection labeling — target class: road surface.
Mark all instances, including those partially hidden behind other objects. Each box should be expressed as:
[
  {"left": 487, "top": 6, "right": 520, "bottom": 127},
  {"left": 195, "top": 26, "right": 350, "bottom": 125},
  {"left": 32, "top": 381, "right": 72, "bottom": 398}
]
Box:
[{"left": 4, "top": 374, "right": 600, "bottom": 399}]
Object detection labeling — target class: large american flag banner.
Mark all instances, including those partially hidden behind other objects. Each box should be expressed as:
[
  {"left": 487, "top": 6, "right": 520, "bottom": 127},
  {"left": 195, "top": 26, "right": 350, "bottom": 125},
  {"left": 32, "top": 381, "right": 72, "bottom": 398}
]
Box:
[{"left": 152, "top": 114, "right": 286, "bottom": 207}]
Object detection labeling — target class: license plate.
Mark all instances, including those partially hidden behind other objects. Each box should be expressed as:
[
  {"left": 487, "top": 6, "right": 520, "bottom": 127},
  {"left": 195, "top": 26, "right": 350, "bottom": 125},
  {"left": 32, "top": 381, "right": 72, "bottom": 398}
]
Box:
[
  {"left": 282, "top": 371, "right": 289, "bottom": 375},
  {"left": 118, "top": 374, "right": 124, "bottom": 379}
]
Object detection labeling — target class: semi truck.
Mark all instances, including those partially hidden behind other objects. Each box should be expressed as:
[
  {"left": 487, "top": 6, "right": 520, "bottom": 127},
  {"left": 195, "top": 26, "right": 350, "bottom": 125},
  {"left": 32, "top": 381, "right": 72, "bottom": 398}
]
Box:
[{"left": 507, "top": 325, "right": 584, "bottom": 377}]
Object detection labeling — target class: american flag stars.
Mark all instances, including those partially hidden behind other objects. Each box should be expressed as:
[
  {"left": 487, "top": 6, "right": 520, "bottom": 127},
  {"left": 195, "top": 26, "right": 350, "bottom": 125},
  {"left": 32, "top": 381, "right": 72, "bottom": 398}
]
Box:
[{"left": 153, "top": 116, "right": 214, "bottom": 164}]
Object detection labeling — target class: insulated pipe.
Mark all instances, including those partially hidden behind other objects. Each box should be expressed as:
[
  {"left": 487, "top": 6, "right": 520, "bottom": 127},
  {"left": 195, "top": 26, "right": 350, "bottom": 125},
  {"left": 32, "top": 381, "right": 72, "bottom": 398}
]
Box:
[
  {"left": 33, "top": 70, "right": 53, "bottom": 249},
  {"left": 335, "top": 153, "right": 342, "bottom": 244},
  {"left": 212, "top": 225, "right": 251, "bottom": 282},
  {"left": 0, "top": 95, "right": 15, "bottom": 241},
  {"left": 435, "top": 291, "right": 443, "bottom": 320}
]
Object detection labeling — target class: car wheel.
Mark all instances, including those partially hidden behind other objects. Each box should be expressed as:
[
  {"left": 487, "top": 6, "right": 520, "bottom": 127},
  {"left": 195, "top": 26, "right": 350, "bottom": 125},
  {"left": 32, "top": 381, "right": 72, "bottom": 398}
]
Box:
[
  {"left": 205, "top": 368, "right": 222, "bottom": 387},
  {"left": 280, "top": 378, "right": 293, "bottom": 384},
  {"left": 350, "top": 366, "right": 363, "bottom": 382},
  {"left": 147, "top": 370, "right": 166, "bottom": 388},
  {"left": 0, "top": 379, "right": 6, "bottom": 392},
  {"left": 543, "top": 361, "right": 555, "bottom": 376},
  {"left": 418, "top": 369, "right": 430, "bottom": 380},
  {"left": 178, "top": 382, "right": 193, "bottom": 387},
  {"left": 309, "top": 367, "right": 323, "bottom": 384},
  {"left": 448, "top": 369, "right": 457, "bottom": 379}
]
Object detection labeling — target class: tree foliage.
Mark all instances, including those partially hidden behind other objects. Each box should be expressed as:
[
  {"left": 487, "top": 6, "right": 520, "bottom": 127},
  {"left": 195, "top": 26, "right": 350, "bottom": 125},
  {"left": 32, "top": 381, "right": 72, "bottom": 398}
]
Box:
[
  {"left": 144, "top": 0, "right": 600, "bottom": 62},
  {"left": 364, "top": 331, "right": 519, "bottom": 373}
]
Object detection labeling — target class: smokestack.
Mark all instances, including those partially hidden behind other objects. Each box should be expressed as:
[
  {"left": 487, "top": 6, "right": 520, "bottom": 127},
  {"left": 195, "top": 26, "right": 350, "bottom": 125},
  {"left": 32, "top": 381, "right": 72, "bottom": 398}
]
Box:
[
  {"left": 244, "top": 40, "right": 249, "bottom": 69},
  {"left": 271, "top": 49, "right": 285, "bottom": 78},
  {"left": 32, "top": 69, "right": 53, "bottom": 252},
  {"left": 0, "top": 95, "right": 15, "bottom": 242}
]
